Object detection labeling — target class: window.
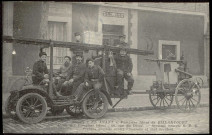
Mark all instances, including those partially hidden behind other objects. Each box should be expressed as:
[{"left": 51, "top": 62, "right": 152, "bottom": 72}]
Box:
[
  {"left": 44, "top": 21, "right": 68, "bottom": 69},
  {"left": 162, "top": 45, "right": 176, "bottom": 60},
  {"left": 102, "top": 24, "right": 124, "bottom": 46},
  {"left": 158, "top": 40, "right": 180, "bottom": 60}
]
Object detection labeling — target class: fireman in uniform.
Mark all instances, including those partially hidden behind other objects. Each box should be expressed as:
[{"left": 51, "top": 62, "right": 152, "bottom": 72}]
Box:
[
  {"left": 115, "top": 34, "right": 129, "bottom": 48},
  {"left": 72, "top": 58, "right": 105, "bottom": 104},
  {"left": 32, "top": 50, "right": 49, "bottom": 85},
  {"left": 62, "top": 51, "right": 86, "bottom": 95},
  {"left": 114, "top": 47, "right": 134, "bottom": 95},
  {"left": 72, "top": 32, "right": 84, "bottom": 65},
  {"left": 32, "top": 50, "right": 61, "bottom": 96},
  {"left": 55, "top": 56, "right": 72, "bottom": 95}
]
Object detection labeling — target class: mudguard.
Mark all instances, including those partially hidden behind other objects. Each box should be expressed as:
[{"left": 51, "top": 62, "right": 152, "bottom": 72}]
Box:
[
  {"left": 20, "top": 85, "right": 45, "bottom": 91},
  {"left": 15, "top": 85, "right": 53, "bottom": 105}
]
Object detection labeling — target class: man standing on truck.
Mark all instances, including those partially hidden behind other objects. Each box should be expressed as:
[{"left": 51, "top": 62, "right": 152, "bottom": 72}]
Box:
[
  {"left": 114, "top": 47, "right": 134, "bottom": 95},
  {"left": 115, "top": 34, "right": 129, "bottom": 48},
  {"left": 72, "top": 32, "right": 84, "bottom": 65}
]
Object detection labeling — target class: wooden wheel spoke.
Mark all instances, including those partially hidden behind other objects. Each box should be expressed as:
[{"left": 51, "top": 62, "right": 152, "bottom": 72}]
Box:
[
  {"left": 30, "top": 97, "right": 34, "bottom": 105},
  {"left": 191, "top": 97, "right": 199, "bottom": 103},
  {"left": 178, "top": 89, "right": 186, "bottom": 94},
  {"left": 187, "top": 100, "right": 190, "bottom": 108},
  {"left": 152, "top": 97, "right": 158, "bottom": 101},
  {"left": 33, "top": 99, "right": 38, "bottom": 106},
  {"left": 97, "top": 107, "right": 102, "bottom": 111},
  {"left": 35, "top": 104, "right": 42, "bottom": 108},
  {"left": 25, "top": 99, "right": 31, "bottom": 106},
  {"left": 181, "top": 98, "right": 187, "bottom": 106},
  {"left": 164, "top": 98, "right": 169, "bottom": 106},
  {"left": 21, "top": 105, "right": 30, "bottom": 109},
  {"left": 25, "top": 110, "right": 31, "bottom": 117},
  {"left": 178, "top": 97, "right": 186, "bottom": 103},
  {"left": 33, "top": 111, "right": 40, "bottom": 117},
  {"left": 162, "top": 98, "right": 166, "bottom": 107},
  {"left": 182, "top": 87, "right": 188, "bottom": 92},
  {"left": 155, "top": 98, "right": 160, "bottom": 106},
  {"left": 189, "top": 99, "right": 195, "bottom": 107},
  {"left": 165, "top": 96, "right": 172, "bottom": 101},
  {"left": 159, "top": 98, "right": 162, "bottom": 107},
  {"left": 185, "top": 100, "right": 188, "bottom": 109}
]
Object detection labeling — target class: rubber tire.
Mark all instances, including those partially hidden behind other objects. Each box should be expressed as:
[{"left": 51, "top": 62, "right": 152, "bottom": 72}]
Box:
[
  {"left": 16, "top": 93, "right": 47, "bottom": 124},
  {"left": 82, "top": 91, "right": 108, "bottom": 119},
  {"left": 5, "top": 95, "right": 19, "bottom": 121}
]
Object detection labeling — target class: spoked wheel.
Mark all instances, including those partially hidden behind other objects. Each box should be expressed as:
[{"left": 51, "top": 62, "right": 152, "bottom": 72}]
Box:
[
  {"left": 5, "top": 95, "right": 19, "bottom": 121},
  {"left": 49, "top": 106, "right": 65, "bottom": 116},
  {"left": 82, "top": 91, "right": 108, "bottom": 119},
  {"left": 16, "top": 93, "right": 47, "bottom": 124},
  {"left": 66, "top": 104, "right": 83, "bottom": 117},
  {"left": 175, "top": 79, "right": 201, "bottom": 112},
  {"left": 149, "top": 91, "right": 174, "bottom": 110}
]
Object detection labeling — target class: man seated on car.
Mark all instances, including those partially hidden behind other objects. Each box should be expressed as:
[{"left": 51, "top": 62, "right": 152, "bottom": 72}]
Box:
[
  {"left": 62, "top": 52, "right": 86, "bottom": 95},
  {"left": 32, "top": 50, "right": 49, "bottom": 85},
  {"left": 114, "top": 47, "right": 134, "bottom": 95},
  {"left": 72, "top": 58, "right": 105, "bottom": 106},
  {"left": 32, "top": 49, "right": 60, "bottom": 96},
  {"left": 55, "top": 56, "right": 72, "bottom": 95}
]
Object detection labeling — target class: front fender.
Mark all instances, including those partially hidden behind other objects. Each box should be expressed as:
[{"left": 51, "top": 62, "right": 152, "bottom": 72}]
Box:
[
  {"left": 14, "top": 85, "right": 53, "bottom": 105},
  {"left": 20, "top": 85, "right": 45, "bottom": 91}
]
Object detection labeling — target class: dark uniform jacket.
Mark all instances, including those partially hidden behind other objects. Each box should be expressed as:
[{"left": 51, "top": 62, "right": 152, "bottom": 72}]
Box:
[
  {"left": 114, "top": 54, "right": 133, "bottom": 73},
  {"left": 85, "top": 65, "right": 105, "bottom": 82},
  {"left": 66, "top": 62, "right": 86, "bottom": 82},
  {"left": 32, "top": 60, "right": 48, "bottom": 84}
]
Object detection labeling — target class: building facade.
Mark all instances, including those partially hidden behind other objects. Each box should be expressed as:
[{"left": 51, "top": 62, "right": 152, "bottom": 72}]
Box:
[{"left": 2, "top": 2, "right": 209, "bottom": 92}]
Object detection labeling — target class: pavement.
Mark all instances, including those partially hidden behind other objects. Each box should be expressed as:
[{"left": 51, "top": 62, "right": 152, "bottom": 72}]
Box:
[
  {"left": 3, "top": 107, "right": 209, "bottom": 133},
  {"left": 2, "top": 88, "right": 210, "bottom": 119}
]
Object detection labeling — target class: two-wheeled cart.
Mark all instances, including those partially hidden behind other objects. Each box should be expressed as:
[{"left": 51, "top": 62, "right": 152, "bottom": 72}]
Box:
[{"left": 145, "top": 58, "right": 202, "bottom": 111}]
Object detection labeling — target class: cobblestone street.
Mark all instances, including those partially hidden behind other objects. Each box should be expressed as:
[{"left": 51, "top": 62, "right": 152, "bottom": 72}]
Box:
[{"left": 3, "top": 107, "right": 209, "bottom": 134}]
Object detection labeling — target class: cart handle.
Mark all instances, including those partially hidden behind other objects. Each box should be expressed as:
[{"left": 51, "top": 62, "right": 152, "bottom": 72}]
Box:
[{"left": 175, "top": 68, "right": 193, "bottom": 78}]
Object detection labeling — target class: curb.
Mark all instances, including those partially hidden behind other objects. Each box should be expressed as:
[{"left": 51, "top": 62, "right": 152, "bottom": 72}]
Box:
[
  {"left": 108, "top": 103, "right": 209, "bottom": 112},
  {"left": 3, "top": 103, "right": 209, "bottom": 119}
]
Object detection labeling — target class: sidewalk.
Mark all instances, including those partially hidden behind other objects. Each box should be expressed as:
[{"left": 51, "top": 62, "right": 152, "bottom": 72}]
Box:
[{"left": 2, "top": 88, "right": 209, "bottom": 118}]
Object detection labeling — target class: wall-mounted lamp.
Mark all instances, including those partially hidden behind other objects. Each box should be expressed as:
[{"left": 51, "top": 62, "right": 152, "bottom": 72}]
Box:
[{"left": 12, "top": 50, "right": 16, "bottom": 55}]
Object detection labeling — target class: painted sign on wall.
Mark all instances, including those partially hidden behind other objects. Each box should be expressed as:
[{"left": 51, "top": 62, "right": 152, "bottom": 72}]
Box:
[{"left": 103, "top": 11, "right": 124, "bottom": 18}]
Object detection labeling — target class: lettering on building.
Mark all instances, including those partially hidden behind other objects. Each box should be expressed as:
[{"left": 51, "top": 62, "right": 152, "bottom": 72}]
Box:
[{"left": 103, "top": 11, "right": 124, "bottom": 18}]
